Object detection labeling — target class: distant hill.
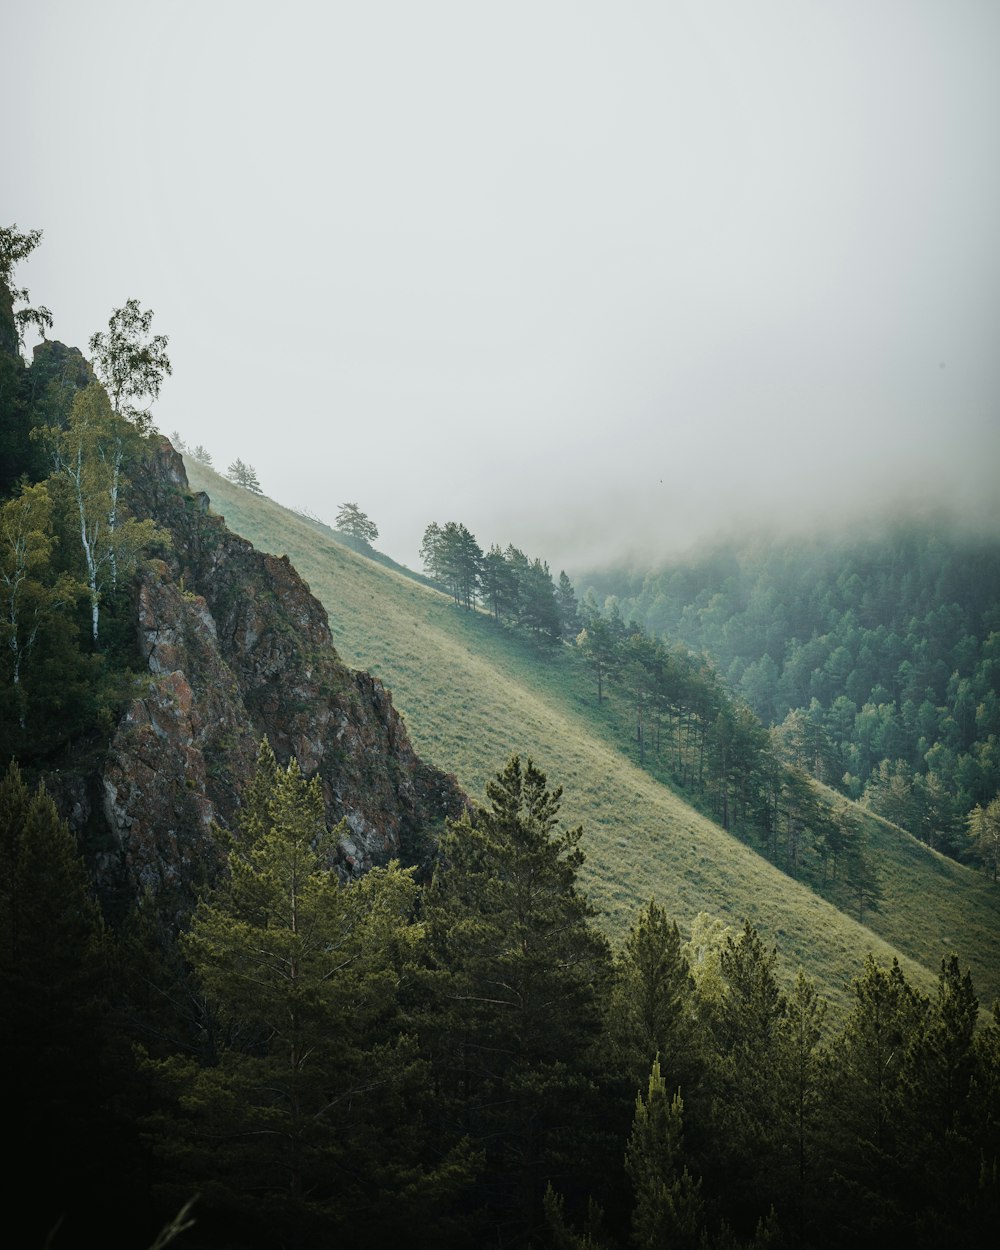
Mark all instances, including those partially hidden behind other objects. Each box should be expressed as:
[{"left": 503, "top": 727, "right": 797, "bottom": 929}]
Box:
[
  {"left": 575, "top": 526, "right": 1000, "bottom": 862},
  {"left": 184, "top": 458, "right": 1000, "bottom": 1015}
]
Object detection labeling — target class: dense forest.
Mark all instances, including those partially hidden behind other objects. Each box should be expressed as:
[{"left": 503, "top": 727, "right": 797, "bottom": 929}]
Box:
[
  {"left": 2, "top": 227, "right": 999, "bottom": 1248},
  {"left": 4, "top": 747, "right": 1000, "bottom": 1249},
  {"left": 577, "top": 533, "right": 1000, "bottom": 870}
]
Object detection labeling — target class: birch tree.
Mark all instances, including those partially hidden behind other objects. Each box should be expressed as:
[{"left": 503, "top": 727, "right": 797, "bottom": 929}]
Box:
[
  {"left": 89, "top": 299, "right": 171, "bottom": 433},
  {"left": 48, "top": 383, "right": 161, "bottom": 644},
  {"left": 0, "top": 482, "right": 81, "bottom": 725}
]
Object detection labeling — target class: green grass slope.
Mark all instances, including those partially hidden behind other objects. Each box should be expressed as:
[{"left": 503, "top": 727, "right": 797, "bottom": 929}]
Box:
[{"left": 183, "top": 461, "right": 1000, "bottom": 1013}]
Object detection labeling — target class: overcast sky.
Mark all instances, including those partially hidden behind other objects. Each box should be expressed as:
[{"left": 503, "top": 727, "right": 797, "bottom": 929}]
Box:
[{"left": 5, "top": 1, "right": 999, "bottom": 570}]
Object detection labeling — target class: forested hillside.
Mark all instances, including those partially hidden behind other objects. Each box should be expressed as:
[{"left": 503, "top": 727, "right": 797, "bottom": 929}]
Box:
[
  {"left": 579, "top": 528, "right": 1000, "bottom": 869},
  {"left": 3, "top": 226, "right": 999, "bottom": 1248},
  {"left": 185, "top": 460, "right": 1000, "bottom": 1006}
]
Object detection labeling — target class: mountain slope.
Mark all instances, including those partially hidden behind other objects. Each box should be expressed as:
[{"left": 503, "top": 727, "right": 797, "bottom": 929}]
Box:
[{"left": 184, "top": 459, "right": 1000, "bottom": 1012}]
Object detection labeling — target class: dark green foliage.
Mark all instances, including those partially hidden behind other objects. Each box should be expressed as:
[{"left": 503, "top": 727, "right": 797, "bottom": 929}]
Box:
[
  {"left": 608, "top": 899, "right": 704, "bottom": 1100},
  {"left": 335, "top": 500, "right": 379, "bottom": 546},
  {"left": 89, "top": 297, "right": 171, "bottom": 432},
  {"left": 146, "top": 742, "right": 476, "bottom": 1247},
  {"left": 580, "top": 524, "right": 1000, "bottom": 866},
  {"left": 0, "top": 762, "right": 123, "bottom": 1244},
  {"left": 420, "top": 519, "right": 563, "bottom": 640},
  {"left": 625, "top": 1058, "right": 706, "bottom": 1250},
  {"left": 422, "top": 754, "right": 613, "bottom": 1243}
]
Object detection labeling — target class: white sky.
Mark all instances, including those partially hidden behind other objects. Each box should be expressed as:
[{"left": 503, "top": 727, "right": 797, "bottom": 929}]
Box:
[{"left": 4, "top": 1, "right": 999, "bottom": 570}]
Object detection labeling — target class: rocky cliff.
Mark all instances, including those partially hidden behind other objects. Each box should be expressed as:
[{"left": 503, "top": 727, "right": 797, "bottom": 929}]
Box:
[{"left": 81, "top": 438, "right": 466, "bottom": 912}]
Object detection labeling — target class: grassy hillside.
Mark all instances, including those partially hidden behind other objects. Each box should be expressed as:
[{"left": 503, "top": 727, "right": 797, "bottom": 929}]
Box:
[{"left": 183, "top": 460, "right": 1000, "bottom": 1014}]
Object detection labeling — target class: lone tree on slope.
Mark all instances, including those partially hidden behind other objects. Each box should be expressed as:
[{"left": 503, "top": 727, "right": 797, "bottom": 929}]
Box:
[
  {"left": 227, "top": 458, "right": 262, "bottom": 493},
  {"left": 88, "top": 299, "right": 171, "bottom": 433},
  {"left": 335, "top": 502, "right": 378, "bottom": 547}
]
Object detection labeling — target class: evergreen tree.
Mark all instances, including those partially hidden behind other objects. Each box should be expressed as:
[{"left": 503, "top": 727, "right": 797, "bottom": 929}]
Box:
[
  {"left": 0, "top": 763, "right": 111, "bottom": 1245},
  {"left": 148, "top": 743, "right": 473, "bottom": 1246},
  {"left": 708, "top": 922, "right": 788, "bottom": 1232},
  {"left": 335, "top": 501, "right": 379, "bottom": 547},
  {"left": 521, "top": 557, "right": 561, "bottom": 639},
  {"left": 189, "top": 443, "right": 214, "bottom": 466},
  {"left": 577, "top": 615, "right": 619, "bottom": 703},
  {"left": 422, "top": 755, "right": 612, "bottom": 1242},
  {"left": 482, "top": 542, "right": 518, "bottom": 622},
  {"left": 776, "top": 970, "right": 828, "bottom": 1243},
  {"left": 828, "top": 954, "right": 928, "bottom": 1240},
  {"left": 557, "top": 570, "right": 581, "bottom": 640},
  {"left": 625, "top": 1056, "right": 706, "bottom": 1250},
  {"left": 608, "top": 899, "right": 704, "bottom": 1100},
  {"left": 226, "top": 457, "right": 262, "bottom": 493}
]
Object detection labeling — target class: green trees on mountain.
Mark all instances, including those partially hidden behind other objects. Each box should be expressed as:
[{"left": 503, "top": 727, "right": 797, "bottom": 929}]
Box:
[
  {"left": 226, "top": 457, "right": 262, "bottom": 493},
  {"left": 625, "top": 1058, "right": 705, "bottom": 1250},
  {"left": 422, "top": 754, "right": 612, "bottom": 1240},
  {"left": 582, "top": 528, "right": 1000, "bottom": 873},
  {"left": 0, "top": 762, "right": 112, "bottom": 1246},
  {"left": 967, "top": 797, "right": 1000, "bottom": 880},
  {"left": 46, "top": 382, "right": 163, "bottom": 643},
  {"left": 420, "top": 519, "right": 563, "bottom": 639},
  {"left": 0, "top": 223, "right": 53, "bottom": 351},
  {"left": 1, "top": 729, "right": 997, "bottom": 1247},
  {"left": 88, "top": 298, "right": 172, "bottom": 433},
  {"left": 336, "top": 501, "right": 379, "bottom": 547},
  {"left": 0, "top": 481, "right": 82, "bottom": 727},
  {"left": 148, "top": 740, "right": 474, "bottom": 1245},
  {"left": 0, "top": 230, "right": 168, "bottom": 759}
]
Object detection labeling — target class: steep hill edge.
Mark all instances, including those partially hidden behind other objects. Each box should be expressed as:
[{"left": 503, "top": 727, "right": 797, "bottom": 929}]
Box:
[
  {"left": 185, "top": 460, "right": 1000, "bottom": 1012},
  {"left": 51, "top": 442, "right": 466, "bottom": 915}
]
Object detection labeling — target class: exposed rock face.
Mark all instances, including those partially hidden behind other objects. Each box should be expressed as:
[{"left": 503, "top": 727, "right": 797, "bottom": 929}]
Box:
[{"left": 97, "top": 438, "right": 465, "bottom": 908}]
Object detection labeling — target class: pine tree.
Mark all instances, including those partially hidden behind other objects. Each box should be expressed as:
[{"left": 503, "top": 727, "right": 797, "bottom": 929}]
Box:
[
  {"left": 225, "top": 457, "right": 262, "bottom": 493},
  {"left": 148, "top": 744, "right": 473, "bottom": 1245},
  {"left": 625, "top": 1056, "right": 706, "bottom": 1250},
  {"left": 556, "top": 570, "right": 580, "bottom": 640},
  {"left": 335, "top": 501, "right": 379, "bottom": 547},
  {"left": 707, "top": 922, "right": 788, "bottom": 1231},
  {"left": 0, "top": 763, "right": 110, "bottom": 1244},
  {"left": 776, "top": 969, "right": 828, "bottom": 1242},
  {"left": 576, "top": 614, "right": 620, "bottom": 703},
  {"left": 608, "top": 899, "right": 704, "bottom": 1099},
  {"left": 828, "top": 954, "right": 928, "bottom": 1239},
  {"left": 422, "top": 755, "right": 612, "bottom": 1240}
]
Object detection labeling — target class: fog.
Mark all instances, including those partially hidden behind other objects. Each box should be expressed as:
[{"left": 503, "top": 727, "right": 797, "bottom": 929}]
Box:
[{"left": 5, "top": 1, "right": 999, "bottom": 572}]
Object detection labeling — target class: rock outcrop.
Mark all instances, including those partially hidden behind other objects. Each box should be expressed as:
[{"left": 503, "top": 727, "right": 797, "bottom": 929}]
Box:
[{"left": 92, "top": 438, "right": 465, "bottom": 910}]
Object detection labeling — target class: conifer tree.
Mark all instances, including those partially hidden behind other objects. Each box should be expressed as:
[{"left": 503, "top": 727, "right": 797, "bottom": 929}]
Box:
[
  {"left": 148, "top": 743, "right": 472, "bottom": 1244},
  {"left": 708, "top": 922, "right": 788, "bottom": 1230},
  {"left": 608, "top": 899, "right": 704, "bottom": 1099},
  {"left": 225, "top": 457, "right": 262, "bottom": 493},
  {"left": 556, "top": 570, "right": 580, "bottom": 640},
  {"left": 828, "top": 954, "right": 928, "bottom": 1239},
  {"left": 776, "top": 969, "right": 828, "bottom": 1241},
  {"left": 423, "top": 754, "right": 612, "bottom": 1239},
  {"left": 625, "top": 1056, "right": 706, "bottom": 1250},
  {"left": 335, "top": 501, "right": 379, "bottom": 547},
  {"left": 0, "top": 763, "right": 109, "bottom": 1245}
]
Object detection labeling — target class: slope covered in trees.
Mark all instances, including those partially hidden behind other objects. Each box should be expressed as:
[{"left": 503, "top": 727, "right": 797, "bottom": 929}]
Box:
[
  {"left": 183, "top": 458, "right": 1000, "bottom": 1014},
  {"left": 4, "top": 226, "right": 998, "bottom": 1246},
  {"left": 579, "top": 527, "right": 1000, "bottom": 866}
]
